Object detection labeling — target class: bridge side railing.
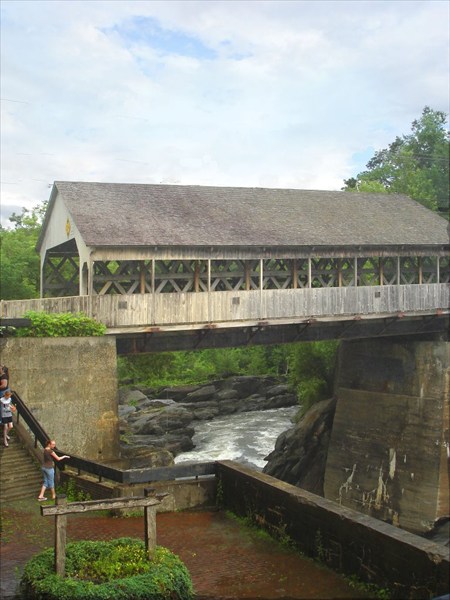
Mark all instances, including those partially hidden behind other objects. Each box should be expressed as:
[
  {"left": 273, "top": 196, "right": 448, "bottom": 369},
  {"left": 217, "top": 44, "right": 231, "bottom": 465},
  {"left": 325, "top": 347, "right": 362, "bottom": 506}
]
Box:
[
  {"left": 11, "top": 391, "right": 217, "bottom": 485},
  {"left": 2, "top": 283, "right": 449, "bottom": 329}
]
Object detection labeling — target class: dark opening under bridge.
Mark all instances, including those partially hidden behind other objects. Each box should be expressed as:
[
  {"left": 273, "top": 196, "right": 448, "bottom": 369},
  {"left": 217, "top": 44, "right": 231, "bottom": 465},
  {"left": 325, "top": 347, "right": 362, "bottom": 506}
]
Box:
[{"left": 1, "top": 182, "right": 449, "bottom": 352}]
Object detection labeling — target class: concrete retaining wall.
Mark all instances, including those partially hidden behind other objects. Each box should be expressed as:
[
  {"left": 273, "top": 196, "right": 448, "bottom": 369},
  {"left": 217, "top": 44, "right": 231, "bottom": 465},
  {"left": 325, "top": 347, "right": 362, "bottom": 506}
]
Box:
[
  {"left": 325, "top": 339, "right": 449, "bottom": 534},
  {"left": 0, "top": 337, "right": 119, "bottom": 460},
  {"left": 217, "top": 460, "right": 449, "bottom": 599}
]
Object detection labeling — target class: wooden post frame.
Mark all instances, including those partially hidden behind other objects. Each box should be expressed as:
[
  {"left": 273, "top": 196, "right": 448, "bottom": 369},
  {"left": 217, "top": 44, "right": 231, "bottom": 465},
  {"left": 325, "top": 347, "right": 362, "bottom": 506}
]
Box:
[
  {"left": 41, "top": 494, "right": 162, "bottom": 577},
  {"left": 54, "top": 495, "right": 67, "bottom": 577}
]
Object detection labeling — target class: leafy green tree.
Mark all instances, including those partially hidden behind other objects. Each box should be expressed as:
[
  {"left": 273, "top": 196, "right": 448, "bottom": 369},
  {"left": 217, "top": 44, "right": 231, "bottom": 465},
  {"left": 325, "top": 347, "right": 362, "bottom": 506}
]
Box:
[
  {"left": 0, "top": 203, "right": 46, "bottom": 299},
  {"left": 287, "top": 341, "right": 338, "bottom": 416},
  {"left": 343, "top": 107, "right": 449, "bottom": 215}
]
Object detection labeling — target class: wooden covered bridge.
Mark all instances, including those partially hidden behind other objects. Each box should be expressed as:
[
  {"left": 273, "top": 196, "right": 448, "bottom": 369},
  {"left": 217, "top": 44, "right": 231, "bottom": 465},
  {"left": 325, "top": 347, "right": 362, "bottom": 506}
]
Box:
[{"left": 1, "top": 182, "right": 449, "bottom": 351}]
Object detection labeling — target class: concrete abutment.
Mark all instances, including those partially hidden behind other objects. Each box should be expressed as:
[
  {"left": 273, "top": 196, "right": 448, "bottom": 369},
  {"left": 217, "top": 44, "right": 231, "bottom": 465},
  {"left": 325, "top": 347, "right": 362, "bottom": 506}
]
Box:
[
  {"left": 0, "top": 337, "right": 120, "bottom": 460},
  {"left": 325, "top": 337, "right": 449, "bottom": 534}
]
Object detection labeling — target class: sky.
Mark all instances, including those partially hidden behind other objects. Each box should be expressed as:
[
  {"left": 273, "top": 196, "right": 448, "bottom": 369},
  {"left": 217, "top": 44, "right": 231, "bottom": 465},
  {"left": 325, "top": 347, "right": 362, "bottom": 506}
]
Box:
[{"left": 1, "top": 0, "right": 449, "bottom": 226}]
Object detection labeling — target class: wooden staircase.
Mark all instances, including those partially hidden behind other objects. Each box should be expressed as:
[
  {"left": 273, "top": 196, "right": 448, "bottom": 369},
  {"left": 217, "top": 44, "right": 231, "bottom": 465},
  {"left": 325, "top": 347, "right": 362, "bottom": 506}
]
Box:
[{"left": 0, "top": 431, "right": 42, "bottom": 502}]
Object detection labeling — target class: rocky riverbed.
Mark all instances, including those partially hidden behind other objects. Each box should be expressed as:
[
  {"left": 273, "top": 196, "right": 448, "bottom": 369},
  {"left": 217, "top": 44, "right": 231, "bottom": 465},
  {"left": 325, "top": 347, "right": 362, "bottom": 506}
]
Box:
[
  {"left": 118, "top": 375, "right": 298, "bottom": 467},
  {"left": 119, "top": 375, "right": 338, "bottom": 498}
]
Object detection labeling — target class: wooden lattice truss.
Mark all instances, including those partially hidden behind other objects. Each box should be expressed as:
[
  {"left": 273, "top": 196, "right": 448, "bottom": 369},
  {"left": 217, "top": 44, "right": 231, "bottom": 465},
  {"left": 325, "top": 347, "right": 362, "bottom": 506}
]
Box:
[
  {"left": 42, "top": 254, "right": 449, "bottom": 297},
  {"left": 42, "top": 254, "right": 79, "bottom": 297}
]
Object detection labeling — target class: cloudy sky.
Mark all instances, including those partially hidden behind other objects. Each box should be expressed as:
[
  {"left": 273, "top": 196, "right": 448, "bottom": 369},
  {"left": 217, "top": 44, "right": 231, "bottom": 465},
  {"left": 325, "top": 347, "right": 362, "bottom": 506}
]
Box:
[{"left": 1, "top": 0, "right": 449, "bottom": 225}]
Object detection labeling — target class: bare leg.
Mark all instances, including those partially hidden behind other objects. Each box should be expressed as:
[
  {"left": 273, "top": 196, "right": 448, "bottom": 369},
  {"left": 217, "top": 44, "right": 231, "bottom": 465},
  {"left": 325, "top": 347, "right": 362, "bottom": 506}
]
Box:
[
  {"left": 38, "top": 485, "right": 47, "bottom": 500},
  {"left": 3, "top": 425, "right": 8, "bottom": 447},
  {"left": 50, "top": 487, "right": 56, "bottom": 500}
]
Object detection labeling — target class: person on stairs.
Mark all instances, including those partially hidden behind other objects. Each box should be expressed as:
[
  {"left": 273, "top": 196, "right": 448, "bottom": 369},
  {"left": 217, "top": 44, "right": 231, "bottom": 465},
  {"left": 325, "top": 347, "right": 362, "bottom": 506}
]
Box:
[
  {"left": 1, "top": 391, "right": 16, "bottom": 447},
  {"left": 38, "top": 439, "right": 70, "bottom": 501},
  {"left": 0, "top": 364, "right": 10, "bottom": 398}
]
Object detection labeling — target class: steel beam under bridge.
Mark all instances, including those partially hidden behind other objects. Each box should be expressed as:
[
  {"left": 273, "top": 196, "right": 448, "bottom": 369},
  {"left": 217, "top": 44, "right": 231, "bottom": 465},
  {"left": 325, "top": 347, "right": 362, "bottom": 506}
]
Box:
[{"left": 113, "top": 312, "right": 449, "bottom": 354}]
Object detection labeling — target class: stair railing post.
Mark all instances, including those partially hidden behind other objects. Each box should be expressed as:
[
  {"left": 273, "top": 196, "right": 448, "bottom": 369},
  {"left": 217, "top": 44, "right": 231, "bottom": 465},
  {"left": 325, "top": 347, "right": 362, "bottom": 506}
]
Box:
[
  {"left": 54, "top": 494, "right": 67, "bottom": 577},
  {"left": 144, "top": 488, "right": 157, "bottom": 556}
]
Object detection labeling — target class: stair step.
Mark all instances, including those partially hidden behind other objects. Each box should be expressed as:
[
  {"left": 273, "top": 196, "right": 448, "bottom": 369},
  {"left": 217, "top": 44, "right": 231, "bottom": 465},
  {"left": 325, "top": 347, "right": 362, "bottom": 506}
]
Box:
[{"left": 0, "top": 438, "right": 44, "bottom": 503}]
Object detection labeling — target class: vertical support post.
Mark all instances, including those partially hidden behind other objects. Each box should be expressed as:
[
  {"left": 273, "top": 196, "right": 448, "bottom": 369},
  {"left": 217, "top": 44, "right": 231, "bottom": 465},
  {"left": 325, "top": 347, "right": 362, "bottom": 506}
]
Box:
[
  {"left": 207, "top": 259, "right": 211, "bottom": 322},
  {"left": 54, "top": 495, "right": 67, "bottom": 577},
  {"left": 40, "top": 253, "right": 45, "bottom": 298},
  {"left": 259, "top": 258, "right": 264, "bottom": 319},
  {"left": 151, "top": 258, "right": 155, "bottom": 325},
  {"left": 245, "top": 261, "right": 251, "bottom": 291},
  {"left": 397, "top": 256, "right": 401, "bottom": 286},
  {"left": 144, "top": 488, "right": 157, "bottom": 556},
  {"left": 292, "top": 259, "right": 298, "bottom": 289},
  {"left": 354, "top": 257, "right": 358, "bottom": 286},
  {"left": 194, "top": 260, "right": 200, "bottom": 293},
  {"left": 437, "top": 256, "right": 440, "bottom": 283},
  {"left": 88, "top": 255, "right": 93, "bottom": 296},
  {"left": 337, "top": 259, "right": 342, "bottom": 288},
  {"left": 308, "top": 258, "right": 312, "bottom": 288},
  {"left": 140, "top": 260, "right": 146, "bottom": 294}
]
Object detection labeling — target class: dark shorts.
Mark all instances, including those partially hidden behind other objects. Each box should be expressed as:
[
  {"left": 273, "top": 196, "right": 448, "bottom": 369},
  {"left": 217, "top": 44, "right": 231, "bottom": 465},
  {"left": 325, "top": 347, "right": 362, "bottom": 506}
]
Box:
[{"left": 1, "top": 417, "right": 13, "bottom": 424}]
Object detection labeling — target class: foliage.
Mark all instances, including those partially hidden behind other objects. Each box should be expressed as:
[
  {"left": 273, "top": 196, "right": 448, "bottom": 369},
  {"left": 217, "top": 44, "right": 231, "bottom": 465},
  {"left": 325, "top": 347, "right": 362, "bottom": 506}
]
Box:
[
  {"left": 343, "top": 106, "right": 449, "bottom": 216},
  {"left": 118, "top": 342, "right": 331, "bottom": 391},
  {"left": 287, "top": 341, "right": 338, "bottom": 416},
  {"left": 15, "top": 311, "right": 106, "bottom": 337},
  {"left": 118, "top": 341, "right": 338, "bottom": 416},
  {"left": 20, "top": 538, "right": 194, "bottom": 600},
  {"left": 0, "top": 203, "right": 46, "bottom": 300},
  {"left": 118, "top": 344, "right": 289, "bottom": 388},
  {"left": 346, "top": 575, "right": 391, "bottom": 599},
  {"left": 57, "top": 478, "right": 91, "bottom": 502}
]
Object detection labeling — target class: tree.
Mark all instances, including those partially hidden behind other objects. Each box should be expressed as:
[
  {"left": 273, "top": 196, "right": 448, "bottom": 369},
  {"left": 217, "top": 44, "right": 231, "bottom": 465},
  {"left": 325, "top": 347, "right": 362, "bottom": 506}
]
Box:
[
  {"left": 0, "top": 203, "right": 46, "bottom": 300},
  {"left": 343, "top": 107, "right": 450, "bottom": 216}
]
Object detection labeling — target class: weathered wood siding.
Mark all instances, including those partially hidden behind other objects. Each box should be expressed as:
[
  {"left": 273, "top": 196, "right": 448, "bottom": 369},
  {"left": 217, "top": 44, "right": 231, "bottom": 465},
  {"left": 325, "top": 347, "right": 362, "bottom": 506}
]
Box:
[{"left": 1, "top": 284, "right": 448, "bottom": 329}]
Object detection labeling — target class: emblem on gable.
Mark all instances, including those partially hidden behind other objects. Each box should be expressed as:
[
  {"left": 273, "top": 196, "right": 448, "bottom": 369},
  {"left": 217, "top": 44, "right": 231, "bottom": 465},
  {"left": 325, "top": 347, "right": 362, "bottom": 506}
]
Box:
[{"left": 66, "top": 218, "right": 71, "bottom": 238}]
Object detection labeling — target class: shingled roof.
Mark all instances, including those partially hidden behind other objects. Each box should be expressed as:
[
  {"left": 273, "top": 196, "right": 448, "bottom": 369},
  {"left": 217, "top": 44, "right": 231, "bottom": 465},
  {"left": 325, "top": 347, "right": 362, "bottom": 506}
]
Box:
[{"left": 39, "top": 181, "right": 449, "bottom": 249}]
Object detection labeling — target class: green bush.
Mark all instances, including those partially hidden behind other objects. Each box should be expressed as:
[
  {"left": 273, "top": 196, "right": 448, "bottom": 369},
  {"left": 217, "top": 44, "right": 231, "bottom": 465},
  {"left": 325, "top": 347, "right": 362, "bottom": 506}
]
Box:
[
  {"left": 20, "top": 538, "right": 194, "bottom": 600},
  {"left": 295, "top": 376, "right": 329, "bottom": 418},
  {"left": 16, "top": 311, "right": 106, "bottom": 337}
]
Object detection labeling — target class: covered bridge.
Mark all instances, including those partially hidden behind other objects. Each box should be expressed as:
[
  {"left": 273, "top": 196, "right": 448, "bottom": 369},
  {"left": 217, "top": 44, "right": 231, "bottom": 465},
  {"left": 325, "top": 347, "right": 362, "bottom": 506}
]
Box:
[
  {"left": 1, "top": 182, "right": 449, "bottom": 347},
  {"left": 37, "top": 181, "right": 449, "bottom": 298}
]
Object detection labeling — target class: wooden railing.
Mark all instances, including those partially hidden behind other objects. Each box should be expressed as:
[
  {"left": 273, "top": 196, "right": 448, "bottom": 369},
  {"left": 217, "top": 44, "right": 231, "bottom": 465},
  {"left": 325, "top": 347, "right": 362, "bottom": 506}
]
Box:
[{"left": 2, "top": 283, "right": 449, "bottom": 330}]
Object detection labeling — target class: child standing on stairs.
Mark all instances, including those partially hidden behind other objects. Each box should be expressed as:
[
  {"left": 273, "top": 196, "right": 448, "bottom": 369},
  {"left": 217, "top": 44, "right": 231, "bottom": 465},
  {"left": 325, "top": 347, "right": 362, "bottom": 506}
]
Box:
[{"left": 1, "top": 391, "right": 16, "bottom": 447}]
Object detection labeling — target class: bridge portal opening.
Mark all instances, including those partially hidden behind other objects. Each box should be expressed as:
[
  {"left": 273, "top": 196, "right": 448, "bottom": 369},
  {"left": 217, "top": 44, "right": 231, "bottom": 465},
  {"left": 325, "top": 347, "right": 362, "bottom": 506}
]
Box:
[{"left": 42, "top": 238, "right": 80, "bottom": 298}]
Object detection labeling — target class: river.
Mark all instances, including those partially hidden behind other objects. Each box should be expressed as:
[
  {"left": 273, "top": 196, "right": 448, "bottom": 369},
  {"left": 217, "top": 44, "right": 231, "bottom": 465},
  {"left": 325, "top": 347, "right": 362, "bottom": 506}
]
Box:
[{"left": 174, "top": 406, "right": 297, "bottom": 470}]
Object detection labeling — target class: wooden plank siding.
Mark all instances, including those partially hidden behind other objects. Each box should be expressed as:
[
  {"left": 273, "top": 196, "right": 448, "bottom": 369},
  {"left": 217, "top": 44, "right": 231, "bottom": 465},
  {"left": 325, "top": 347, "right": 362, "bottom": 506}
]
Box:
[{"left": 1, "top": 284, "right": 448, "bottom": 330}]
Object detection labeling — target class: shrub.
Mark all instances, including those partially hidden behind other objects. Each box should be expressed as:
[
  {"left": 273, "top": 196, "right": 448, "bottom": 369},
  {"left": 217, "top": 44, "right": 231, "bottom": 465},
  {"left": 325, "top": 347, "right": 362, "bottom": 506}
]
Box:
[
  {"left": 20, "top": 538, "right": 194, "bottom": 600},
  {"left": 16, "top": 311, "right": 106, "bottom": 337}
]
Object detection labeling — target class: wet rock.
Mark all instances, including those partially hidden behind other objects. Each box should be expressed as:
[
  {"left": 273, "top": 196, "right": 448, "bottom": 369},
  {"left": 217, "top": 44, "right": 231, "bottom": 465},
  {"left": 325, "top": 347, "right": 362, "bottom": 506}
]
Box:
[
  {"left": 263, "top": 397, "right": 337, "bottom": 496},
  {"left": 118, "top": 405, "right": 137, "bottom": 418},
  {"left": 120, "top": 444, "right": 174, "bottom": 468},
  {"left": 185, "top": 385, "right": 217, "bottom": 402}
]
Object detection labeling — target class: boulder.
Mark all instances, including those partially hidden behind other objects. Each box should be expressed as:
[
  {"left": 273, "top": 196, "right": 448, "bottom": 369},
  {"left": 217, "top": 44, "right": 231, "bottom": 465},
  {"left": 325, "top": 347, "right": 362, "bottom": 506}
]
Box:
[
  {"left": 159, "top": 385, "right": 200, "bottom": 402},
  {"left": 185, "top": 385, "right": 217, "bottom": 402},
  {"left": 120, "top": 445, "right": 174, "bottom": 468},
  {"left": 263, "top": 397, "right": 337, "bottom": 496},
  {"left": 118, "top": 388, "right": 148, "bottom": 405}
]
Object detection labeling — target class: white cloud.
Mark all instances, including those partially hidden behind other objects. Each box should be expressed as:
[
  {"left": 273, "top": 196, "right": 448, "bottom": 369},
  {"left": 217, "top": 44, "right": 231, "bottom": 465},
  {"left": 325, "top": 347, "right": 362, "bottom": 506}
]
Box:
[{"left": 1, "top": 0, "right": 449, "bottom": 224}]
